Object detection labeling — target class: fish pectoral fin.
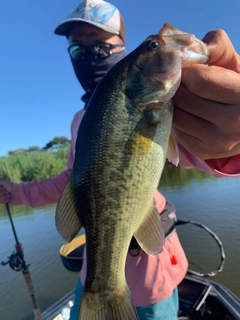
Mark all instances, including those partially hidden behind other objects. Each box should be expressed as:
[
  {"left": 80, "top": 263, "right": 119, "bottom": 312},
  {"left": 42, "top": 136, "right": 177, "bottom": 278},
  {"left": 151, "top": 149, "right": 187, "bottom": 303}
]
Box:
[
  {"left": 55, "top": 176, "right": 82, "bottom": 242},
  {"left": 166, "top": 133, "right": 179, "bottom": 166},
  {"left": 125, "top": 112, "right": 158, "bottom": 156},
  {"left": 134, "top": 204, "right": 165, "bottom": 256}
]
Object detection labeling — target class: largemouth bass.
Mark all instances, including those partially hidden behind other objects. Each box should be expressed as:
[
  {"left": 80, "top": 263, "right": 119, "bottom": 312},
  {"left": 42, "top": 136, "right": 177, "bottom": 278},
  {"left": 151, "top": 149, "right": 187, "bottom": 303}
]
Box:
[{"left": 56, "top": 23, "right": 209, "bottom": 320}]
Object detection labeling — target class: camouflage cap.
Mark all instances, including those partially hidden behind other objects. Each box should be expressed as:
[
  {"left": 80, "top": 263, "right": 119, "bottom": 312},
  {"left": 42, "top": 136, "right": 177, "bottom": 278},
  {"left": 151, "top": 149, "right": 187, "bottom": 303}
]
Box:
[{"left": 54, "top": 0, "right": 125, "bottom": 43}]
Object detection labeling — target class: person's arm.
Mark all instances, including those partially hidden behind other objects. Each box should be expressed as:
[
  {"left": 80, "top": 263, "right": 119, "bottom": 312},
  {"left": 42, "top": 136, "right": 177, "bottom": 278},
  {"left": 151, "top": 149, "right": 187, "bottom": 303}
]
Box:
[
  {"left": 0, "top": 134, "right": 74, "bottom": 208},
  {"left": 8, "top": 169, "right": 71, "bottom": 207},
  {"left": 173, "top": 28, "right": 240, "bottom": 175},
  {"left": 177, "top": 142, "right": 240, "bottom": 177},
  {"left": 0, "top": 110, "right": 84, "bottom": 207},
  {"left": 0, "top": 150, "right": 73, "bottom": 208}
]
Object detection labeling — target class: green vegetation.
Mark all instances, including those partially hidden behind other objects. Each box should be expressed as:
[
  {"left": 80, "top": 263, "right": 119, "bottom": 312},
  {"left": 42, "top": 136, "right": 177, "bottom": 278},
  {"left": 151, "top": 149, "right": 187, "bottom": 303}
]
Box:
[
  {"left": 0, "top": 136, "right": 70, "bottom": 182},
  {"left": 0, "top": 136, "right": 212, "bottom": 189}
]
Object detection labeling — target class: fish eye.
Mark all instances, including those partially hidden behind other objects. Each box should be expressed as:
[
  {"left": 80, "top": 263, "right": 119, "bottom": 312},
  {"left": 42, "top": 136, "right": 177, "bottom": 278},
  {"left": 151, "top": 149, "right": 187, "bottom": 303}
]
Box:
[{"left": 146, "top": 39, "right": 159, "bottom": 51}]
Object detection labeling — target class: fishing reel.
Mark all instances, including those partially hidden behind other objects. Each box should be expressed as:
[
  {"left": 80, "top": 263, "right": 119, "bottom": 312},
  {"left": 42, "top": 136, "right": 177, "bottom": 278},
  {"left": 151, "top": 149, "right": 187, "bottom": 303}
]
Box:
[{"left": 1, "top": 251, "right": 30, "bottom": 272}]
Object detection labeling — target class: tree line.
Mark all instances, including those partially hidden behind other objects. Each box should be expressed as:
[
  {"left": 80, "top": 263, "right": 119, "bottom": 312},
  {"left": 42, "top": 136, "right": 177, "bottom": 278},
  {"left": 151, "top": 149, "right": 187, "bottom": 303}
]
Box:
[
  {"left": 0, "top": 136, "right": 70, "bottom": 182},
  {"left": 0, "top": 135, "right": 212, "bottom": 188}
]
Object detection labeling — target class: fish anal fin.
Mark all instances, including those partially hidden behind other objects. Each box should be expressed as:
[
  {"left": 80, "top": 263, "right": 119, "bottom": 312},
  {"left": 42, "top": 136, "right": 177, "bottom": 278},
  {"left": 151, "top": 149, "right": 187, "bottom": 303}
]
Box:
[
  {"left": 167, "top": 133, "right": 179, "bottom": 166},
  {"left": 134, "top": 204, "right": 165, "bottom": 256},
  {"left": 55, "top": 176, "right": 82, "bottom": 242}
]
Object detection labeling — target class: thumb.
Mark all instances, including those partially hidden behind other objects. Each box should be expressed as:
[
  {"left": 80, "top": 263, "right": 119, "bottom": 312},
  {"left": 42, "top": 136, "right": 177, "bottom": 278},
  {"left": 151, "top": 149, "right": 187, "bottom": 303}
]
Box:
[
  {"left": 202, "top": 29, "right": 240, "bottom": 72},
  {"left": 0, "top": 180, "right": 12, "bottom": 193}
]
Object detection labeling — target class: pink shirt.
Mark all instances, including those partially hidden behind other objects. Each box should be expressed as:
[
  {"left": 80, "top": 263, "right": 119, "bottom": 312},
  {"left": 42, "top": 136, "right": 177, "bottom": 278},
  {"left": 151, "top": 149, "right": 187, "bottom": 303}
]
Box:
[{"left": 9, "top": 109, "right": 240, "bottom": 305}]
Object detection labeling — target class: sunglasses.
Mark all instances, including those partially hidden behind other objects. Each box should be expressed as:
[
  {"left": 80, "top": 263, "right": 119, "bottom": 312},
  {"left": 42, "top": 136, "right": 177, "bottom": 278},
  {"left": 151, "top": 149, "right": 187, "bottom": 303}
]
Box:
[{"left": 68, "top": 43, "right": 125, "bottom": 61}]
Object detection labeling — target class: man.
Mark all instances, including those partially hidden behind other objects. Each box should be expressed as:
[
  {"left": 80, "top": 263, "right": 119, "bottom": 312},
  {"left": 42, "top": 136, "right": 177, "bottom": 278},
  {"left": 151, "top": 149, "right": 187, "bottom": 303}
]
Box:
[
  {"left": 0, "top": 1, "right": 240, "bottom": 319},
  {"left": 54, "top": 5, "right": 184, "bottom": 317}
]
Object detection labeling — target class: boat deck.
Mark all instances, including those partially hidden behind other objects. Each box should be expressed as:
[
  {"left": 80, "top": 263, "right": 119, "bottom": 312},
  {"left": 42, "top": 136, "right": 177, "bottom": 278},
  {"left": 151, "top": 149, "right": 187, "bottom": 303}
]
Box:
[{"left": 41, "top": 274, "right": 240, "bottom": 320}]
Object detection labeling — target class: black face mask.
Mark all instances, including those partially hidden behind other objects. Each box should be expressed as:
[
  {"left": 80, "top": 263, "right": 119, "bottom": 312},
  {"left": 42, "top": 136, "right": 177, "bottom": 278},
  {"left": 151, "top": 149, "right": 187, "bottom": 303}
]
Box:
[{"left": 70, "top": 49, "right": 127, "bottom": 104}]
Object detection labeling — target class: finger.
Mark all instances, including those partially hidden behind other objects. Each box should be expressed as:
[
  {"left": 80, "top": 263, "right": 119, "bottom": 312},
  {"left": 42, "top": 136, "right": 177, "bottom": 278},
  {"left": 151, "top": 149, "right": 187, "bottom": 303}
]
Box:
[
  {"left": 173, "top": 107, "right": 239, "bottom": 159},
  {"left": 173, "top": 105, "right": 213, "bottom": 141},
  {"left": 173, "top": 82, "right": 240, "bottom": 126},
  {"left": 174, "top": 127, "right": 240, "bottom": 159},
  {"left": 174, "top": 128, "right": 213, "bottom": 159},
  {"left": 202, "top": 29, "right": 240, "bottom": 72},
  {"left": 178, "top": 64, "right": 240, "bottom": 104},
  {"left": 0, "top": 181, "right": 12, "bottom": 193},
  {"left": 0, "top": 191, "right": 11, "bottom": 203}
]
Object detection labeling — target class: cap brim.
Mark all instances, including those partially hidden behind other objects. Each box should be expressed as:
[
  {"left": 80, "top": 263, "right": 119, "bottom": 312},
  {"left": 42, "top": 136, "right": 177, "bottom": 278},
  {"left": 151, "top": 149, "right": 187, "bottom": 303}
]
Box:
[{"left": 54, "top": 18, "right": 119, "bottom": 36}]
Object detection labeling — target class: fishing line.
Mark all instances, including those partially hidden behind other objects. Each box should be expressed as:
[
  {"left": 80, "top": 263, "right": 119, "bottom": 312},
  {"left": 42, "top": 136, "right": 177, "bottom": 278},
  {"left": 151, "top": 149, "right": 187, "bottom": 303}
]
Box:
[
  {"left": 1, "top": 203, "right": 43, "bottom": 320},
  {"left": 176, "top": 219, "right": 226, "bottom": 277}
]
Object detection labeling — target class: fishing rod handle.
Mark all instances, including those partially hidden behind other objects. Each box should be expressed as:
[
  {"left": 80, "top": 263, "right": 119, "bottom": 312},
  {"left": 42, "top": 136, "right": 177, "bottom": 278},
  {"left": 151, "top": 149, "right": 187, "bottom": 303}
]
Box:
[
  {"left": 33, "top": 308, "right": 43, "bottom": 320},
  {"left": 23, "top": 272, "right": 35, "bottom": 295},
  {"left": 23, "top": 273, "right": 43, "bottom": 319}
]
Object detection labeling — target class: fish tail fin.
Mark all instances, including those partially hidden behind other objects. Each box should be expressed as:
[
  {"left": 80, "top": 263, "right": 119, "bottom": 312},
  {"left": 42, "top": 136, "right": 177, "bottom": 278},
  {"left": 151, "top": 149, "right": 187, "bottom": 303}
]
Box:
[{"left": 79, "top": 287, "right": 139, "bottom": 320}]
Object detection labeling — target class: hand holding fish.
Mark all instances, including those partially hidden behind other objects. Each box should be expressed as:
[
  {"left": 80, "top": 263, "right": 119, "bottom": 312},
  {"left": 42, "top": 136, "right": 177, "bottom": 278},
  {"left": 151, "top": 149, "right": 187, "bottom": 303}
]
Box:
[
  {"left": 172, "top": 29, "right": 240, "bottom": 160},
  {"left": 0, "top": 180, "right": 12, "bottom": 203}
]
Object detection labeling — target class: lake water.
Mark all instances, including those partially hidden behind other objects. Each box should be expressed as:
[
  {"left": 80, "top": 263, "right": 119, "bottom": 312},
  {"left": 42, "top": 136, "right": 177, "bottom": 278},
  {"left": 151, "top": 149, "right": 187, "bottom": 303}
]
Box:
[{"left": 0, "top": 164, "right": 239, "bottom": 320}]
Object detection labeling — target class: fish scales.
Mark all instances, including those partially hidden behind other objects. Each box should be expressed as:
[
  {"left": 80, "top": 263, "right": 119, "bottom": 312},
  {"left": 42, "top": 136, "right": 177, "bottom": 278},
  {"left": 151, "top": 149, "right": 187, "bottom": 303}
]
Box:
[{"left": 56, "top": 23, "right": 210, "bottom": 320}]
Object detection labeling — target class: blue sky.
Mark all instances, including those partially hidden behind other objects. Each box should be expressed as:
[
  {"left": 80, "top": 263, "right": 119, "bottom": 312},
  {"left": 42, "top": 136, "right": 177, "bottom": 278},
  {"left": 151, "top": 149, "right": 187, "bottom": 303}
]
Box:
[{"left": 1, "top": 0, "right": 239, "bottom": 157}]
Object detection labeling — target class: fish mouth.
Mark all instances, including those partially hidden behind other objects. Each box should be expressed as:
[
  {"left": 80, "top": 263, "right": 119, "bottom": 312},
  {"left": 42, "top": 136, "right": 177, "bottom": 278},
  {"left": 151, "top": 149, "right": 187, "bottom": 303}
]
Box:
[
  {"left": 159, "top": 23, "right": 210, "bottom": 66},
  {"left": 180, "top": 38, "right": 210, "bottom": 67}
]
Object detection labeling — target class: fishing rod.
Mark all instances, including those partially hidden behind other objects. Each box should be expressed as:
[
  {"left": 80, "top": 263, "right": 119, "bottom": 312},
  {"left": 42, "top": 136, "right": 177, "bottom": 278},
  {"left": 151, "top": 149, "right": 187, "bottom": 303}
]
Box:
[{"left": 1, "top": 203, "right": 42, "bottom": 320}]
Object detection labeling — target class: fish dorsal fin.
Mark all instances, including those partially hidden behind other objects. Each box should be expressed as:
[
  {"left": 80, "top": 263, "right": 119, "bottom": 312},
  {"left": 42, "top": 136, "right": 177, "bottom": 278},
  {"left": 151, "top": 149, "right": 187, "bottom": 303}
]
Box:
[
  {"left": 134, "top": 202, "right": 165, "bottom": 256},
  {"left": 167, "top": 133, "right": 179, "bottom": 166},
  {"left": 55, "top": 175, "right": 82, "bottom": 242}
]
